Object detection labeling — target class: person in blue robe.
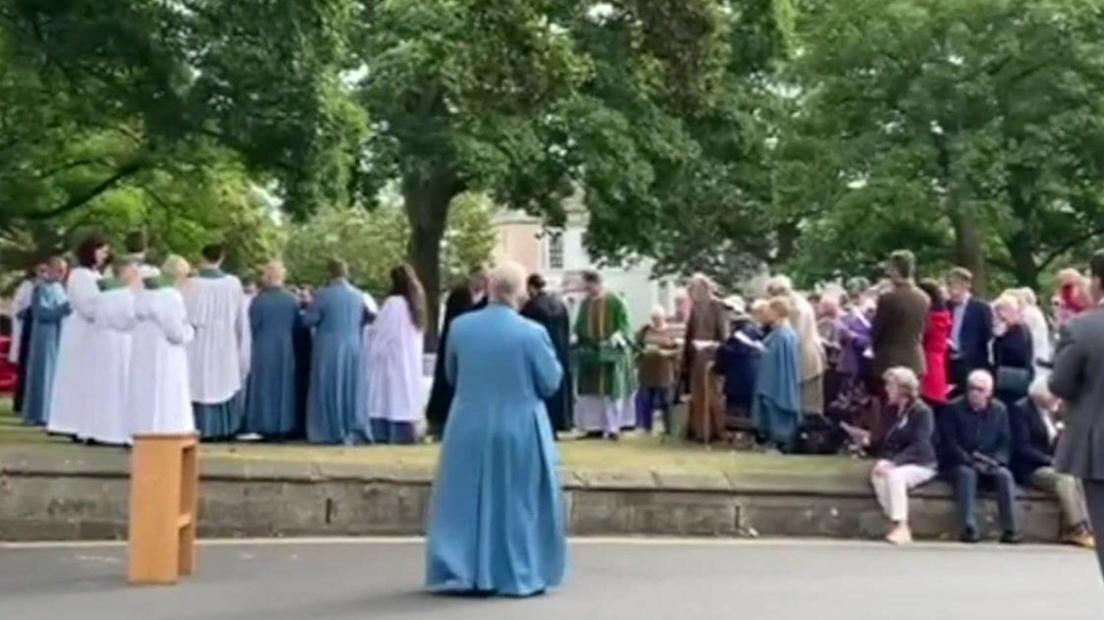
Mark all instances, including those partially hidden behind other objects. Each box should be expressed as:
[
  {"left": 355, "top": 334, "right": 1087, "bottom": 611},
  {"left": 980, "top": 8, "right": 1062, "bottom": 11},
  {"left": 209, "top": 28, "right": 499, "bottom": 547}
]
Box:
[
  {"left": 243, "top": 261, "right": 304, "bottom": 439},
  {"left": 426, "top": 262, "right": 566, "bottom": 598},
  {"left": 303, "top": 259, "right": 366, "bottom": 444},
  {"left": 751, "top": 297, "right": 803, "bottom": 452},
  {"left": 21, "top": 258, "right": 71, "bottom": 426}
]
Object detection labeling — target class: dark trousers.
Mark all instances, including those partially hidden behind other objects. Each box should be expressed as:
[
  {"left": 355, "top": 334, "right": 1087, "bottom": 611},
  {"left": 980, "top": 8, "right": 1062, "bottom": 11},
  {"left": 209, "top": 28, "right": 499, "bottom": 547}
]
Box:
[
  {"left": 1082, "top": 479, "right": 1104, "bottom": 581},
  {"left": 636, "top": 387, "right": 671, "bottom": 433},
  {"left": 12, "top": 319, "right": 32, "bottom": 413},
  {"left": 370, "top": 419, "right": 417, "bottom": 445},
  {"left": 954, "top": 465, "right": 1020, "bottom": 534}
]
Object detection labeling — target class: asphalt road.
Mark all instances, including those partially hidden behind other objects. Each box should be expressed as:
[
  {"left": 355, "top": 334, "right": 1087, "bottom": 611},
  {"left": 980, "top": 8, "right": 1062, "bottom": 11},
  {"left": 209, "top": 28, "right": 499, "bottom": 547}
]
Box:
[{"left": 1, "top": 539, "right": 1101, "bottom": 620}]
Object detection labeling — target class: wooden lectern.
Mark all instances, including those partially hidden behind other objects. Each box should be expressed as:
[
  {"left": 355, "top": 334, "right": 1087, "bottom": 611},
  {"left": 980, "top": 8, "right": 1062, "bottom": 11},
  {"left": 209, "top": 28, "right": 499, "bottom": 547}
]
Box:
[{"left": 128, "top": 433, "right": 199, "bottom": 585}]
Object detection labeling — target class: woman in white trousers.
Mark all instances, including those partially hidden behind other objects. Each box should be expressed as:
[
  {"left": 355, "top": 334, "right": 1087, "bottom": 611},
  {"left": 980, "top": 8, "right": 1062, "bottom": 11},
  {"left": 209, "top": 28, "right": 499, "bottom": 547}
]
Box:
[{"left": 869, "top": 367, "right": 939, "bottom": 545}]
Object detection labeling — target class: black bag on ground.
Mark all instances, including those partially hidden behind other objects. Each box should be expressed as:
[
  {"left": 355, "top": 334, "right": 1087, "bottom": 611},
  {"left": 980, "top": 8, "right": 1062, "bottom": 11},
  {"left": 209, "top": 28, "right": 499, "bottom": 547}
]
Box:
[{"left": 794, "top": 414, "right": 846, "bottom": 455}]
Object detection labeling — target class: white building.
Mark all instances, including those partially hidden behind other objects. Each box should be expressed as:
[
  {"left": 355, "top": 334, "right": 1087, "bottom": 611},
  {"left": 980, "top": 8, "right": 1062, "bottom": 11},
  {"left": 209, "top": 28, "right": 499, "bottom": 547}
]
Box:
[{"left": 492, "top": 201, "right": 683, "bottom": 328}]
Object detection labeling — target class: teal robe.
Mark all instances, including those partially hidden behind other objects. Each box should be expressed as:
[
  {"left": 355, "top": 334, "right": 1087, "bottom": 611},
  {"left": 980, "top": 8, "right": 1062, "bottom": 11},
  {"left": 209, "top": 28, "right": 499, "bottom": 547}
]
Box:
[
  {"left": 752, "top": 324, "right": 803, "bottom": 447},
  {"left": 21, "top": 282, "right": 70, "bottom": 426},
  {"left": 303, "top": 279, "right": 365, "bottom": 444},
  {"left": 426, "top": 304, "right": 566, "bottom": 596},
  {"left": 244, "top": 287, "right": 303, "bottom": 438}
]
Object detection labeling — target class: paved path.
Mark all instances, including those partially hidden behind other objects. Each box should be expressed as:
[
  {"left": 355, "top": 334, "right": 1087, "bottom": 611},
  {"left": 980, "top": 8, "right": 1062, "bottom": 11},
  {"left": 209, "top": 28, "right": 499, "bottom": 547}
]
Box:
[{"left": 1, "top": 539, "right": 1101, "bottom": 619}]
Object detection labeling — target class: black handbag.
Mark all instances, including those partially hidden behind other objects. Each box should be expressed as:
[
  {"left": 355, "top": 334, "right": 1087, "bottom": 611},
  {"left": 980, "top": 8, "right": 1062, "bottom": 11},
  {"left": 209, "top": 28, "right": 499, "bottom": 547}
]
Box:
[{"left": 996, "top": 366, "right": 1031, "bottom": 397}]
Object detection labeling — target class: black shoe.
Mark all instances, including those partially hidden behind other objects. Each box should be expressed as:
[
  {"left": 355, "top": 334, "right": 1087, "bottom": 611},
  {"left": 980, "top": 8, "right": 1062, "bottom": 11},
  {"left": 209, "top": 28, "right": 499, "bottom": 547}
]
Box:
[
  {"left": 960, "top": 528, "right": 981, "bottom": 544},
  {"left": 1000, "top": 532, "right": 1024, "bottom": 545},
  {"left": 604, "top": 433, "right": 620, "bottom": 442}
]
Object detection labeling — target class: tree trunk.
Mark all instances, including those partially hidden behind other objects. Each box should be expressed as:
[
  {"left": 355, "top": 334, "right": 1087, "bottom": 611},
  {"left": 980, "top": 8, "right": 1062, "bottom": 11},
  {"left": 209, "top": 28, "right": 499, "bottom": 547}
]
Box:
[
  {"left": 403, "top": 173, "right": 460, "bottom": 352},
  {"left": 1005, "top": 179, "right": 1040, "bottom": 289},
  {"left": 948, "top": 205, "right": 988, "bottom": 296}
]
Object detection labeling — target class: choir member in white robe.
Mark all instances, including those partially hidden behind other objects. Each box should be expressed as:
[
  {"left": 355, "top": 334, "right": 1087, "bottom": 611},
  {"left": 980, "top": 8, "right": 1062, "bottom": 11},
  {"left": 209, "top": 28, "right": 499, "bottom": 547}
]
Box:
[
  {"left": 85, "top": 258, "right": 142, "bottom": 446},
  {"left": 353, "top": 291, "right": 379, "bottom": 442},
  {"left": 10, "top": 264, "right": 45, "bottom": 414},
  {"left": 364, "top": 264, "right": 427, "bottom": 444},
  {"left": 127, "top": 256, "right": 196, "bottom": 435},
  {"left": 48, "top": 234, "right": 109, "bottom": 437},
  {"left": 184, "top": 244, "right": 251, "bottom": 440}
]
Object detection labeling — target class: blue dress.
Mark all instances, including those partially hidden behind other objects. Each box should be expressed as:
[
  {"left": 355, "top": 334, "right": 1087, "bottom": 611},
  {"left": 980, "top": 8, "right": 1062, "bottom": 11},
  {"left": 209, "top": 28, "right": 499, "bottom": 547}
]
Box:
[
  {"left": 303, "top": 279, "right": 365, "bottom": 444},
  {"left": 21, "top": 282, "right": 70, "bottom": 426},
  {"left": 751, "top": 324, "right": 802, "bottom": 448},
  {"left": 244, "top": 287, "right": 303, "bottom": 438},
  {"left": 426, "top": 304, "right": 566, "bottom": 597}
]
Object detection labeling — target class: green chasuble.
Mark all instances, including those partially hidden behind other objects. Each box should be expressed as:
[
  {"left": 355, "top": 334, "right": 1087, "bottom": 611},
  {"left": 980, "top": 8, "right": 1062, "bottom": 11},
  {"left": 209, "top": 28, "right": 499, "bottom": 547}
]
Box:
[{"left": 573, "top": 293, "right": 635, "bottom": 399}]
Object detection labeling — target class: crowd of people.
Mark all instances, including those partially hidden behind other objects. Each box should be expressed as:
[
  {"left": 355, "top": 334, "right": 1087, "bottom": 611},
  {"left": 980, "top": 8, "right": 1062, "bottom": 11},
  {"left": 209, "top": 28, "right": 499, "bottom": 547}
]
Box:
[
  {"left": 633, "top": 249, "right": 1099, "bottom": 550},
  {"left": 8, "top": 232, "right": 430, "bottom": 446}
]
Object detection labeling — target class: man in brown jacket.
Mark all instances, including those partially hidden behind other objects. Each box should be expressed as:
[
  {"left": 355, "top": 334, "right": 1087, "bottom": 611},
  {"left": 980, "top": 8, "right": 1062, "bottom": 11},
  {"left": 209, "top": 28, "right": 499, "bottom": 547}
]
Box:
[{"left": 872, "top": 250, "right": 931, "bottom": 379}]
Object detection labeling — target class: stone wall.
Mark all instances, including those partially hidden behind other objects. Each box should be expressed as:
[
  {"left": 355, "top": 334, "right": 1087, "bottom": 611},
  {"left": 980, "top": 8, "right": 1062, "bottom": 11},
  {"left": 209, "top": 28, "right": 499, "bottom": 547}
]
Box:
[{"left": 0, "top": 450, "right": 1063, "bottom": 542}]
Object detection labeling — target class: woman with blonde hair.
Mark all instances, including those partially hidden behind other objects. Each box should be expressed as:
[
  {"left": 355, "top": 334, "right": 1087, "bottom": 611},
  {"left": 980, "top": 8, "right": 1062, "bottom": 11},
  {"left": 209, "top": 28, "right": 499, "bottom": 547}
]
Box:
[
  {"left": 992, "top": 293, "right": 1034, "bottom": 407},
  {"left": 766, "top": 275, "right": 826, "bottom": 418},
  {"left": 1011, "top": 287, "right": 1050, "bottom": 375},
  {"left": 751, "top": 296, "right": 802, "bottom": 451}
]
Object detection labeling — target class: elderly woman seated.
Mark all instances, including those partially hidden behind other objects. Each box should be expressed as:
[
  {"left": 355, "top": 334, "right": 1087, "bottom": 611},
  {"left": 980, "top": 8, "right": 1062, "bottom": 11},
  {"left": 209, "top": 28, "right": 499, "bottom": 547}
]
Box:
[{"left": 867, "top": 366, "right": 938, "bottom": 544}]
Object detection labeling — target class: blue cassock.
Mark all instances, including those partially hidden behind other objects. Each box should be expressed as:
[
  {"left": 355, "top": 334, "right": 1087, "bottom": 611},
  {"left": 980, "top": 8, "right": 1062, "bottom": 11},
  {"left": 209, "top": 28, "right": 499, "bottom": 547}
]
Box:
[
  {"left": 21, "top": 281, "right": 70, "bottom": 426},
  {"left": 244, "top": 287, "right": 304, "bottom": 438},
  {"left": 425, "top": 304, "right": 567, "bottom": 597},
  {"left": 303, "top": 279, "right": 364, "bottom": 444},
  {"left": 751, "top": 324, "right": 802, "bottom": 447}
]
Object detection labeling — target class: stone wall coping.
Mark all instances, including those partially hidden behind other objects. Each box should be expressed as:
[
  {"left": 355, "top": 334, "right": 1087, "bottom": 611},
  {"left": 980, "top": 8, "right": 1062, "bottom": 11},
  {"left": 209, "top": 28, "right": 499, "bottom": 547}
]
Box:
[{"left": 0, "top": 447, "right": 1054, "bottom": 502}]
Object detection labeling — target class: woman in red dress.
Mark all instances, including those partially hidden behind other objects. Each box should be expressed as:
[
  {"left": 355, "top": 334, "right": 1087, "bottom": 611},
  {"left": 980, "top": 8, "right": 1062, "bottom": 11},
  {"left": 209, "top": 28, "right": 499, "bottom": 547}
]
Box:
[{"left": 917, "top": 280, "right": 952, "bottom": 409}]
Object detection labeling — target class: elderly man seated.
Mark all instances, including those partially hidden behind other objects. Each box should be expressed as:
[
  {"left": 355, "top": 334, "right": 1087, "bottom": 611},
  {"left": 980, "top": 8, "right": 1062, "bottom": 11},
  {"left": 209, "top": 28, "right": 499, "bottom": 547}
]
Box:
[
  {"left": 1011, "top": 378, "right": 1095, "bottom": 548},
  {"left": 943, "top": 370, "right": 1021, "bottom": 544}
]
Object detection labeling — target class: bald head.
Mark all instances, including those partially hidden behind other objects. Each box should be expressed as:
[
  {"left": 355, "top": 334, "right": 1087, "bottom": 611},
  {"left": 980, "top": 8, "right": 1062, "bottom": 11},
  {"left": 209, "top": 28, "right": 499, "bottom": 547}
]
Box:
[
  {"left": 262, "top": 260, "right": 287, "bottom": 288},
  {"left": 488, "top": 262, "right": 527, "bottom": 308}
]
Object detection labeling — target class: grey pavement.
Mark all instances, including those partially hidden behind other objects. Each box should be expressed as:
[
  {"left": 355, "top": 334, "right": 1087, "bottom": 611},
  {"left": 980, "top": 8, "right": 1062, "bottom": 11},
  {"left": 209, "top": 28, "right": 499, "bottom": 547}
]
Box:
[{"left": 1, "top": 539, "right": 1101, "bottom": 619}]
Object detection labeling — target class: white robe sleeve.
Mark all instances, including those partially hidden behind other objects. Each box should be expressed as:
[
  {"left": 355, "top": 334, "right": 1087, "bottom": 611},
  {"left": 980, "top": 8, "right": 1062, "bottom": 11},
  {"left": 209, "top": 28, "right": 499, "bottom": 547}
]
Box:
[
  {"left": 102, "top": 289, "right": 139, "bottom": 332},
  {"left": 68, "top": 269, "right": 101, "bottom": 323},
  {"left": 160, "top": 291, "right": 195, "bottom": 346}
]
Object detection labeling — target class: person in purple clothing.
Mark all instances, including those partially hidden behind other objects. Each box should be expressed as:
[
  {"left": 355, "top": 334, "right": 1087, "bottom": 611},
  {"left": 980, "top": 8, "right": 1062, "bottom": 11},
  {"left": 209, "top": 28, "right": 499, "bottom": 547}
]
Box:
[{"left": 830, "top": 296, "right": 875, "bottom": 426}]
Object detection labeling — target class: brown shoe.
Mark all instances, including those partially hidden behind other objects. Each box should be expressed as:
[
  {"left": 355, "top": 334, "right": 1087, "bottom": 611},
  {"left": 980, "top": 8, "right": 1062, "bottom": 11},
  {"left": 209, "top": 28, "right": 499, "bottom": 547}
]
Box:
[{"left": 1061, "top": 524, "right": 1096, "bottom": 549}]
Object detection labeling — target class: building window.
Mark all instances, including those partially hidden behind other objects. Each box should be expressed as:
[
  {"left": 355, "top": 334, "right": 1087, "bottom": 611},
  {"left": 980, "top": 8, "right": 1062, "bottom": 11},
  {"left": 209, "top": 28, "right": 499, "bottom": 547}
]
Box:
[{"left": 547, "top": 232, "right": 564, "bottom": 270}]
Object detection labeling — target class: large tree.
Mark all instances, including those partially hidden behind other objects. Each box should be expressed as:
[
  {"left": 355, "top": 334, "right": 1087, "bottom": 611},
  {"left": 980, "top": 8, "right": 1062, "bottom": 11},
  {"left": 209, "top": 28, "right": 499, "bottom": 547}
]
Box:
[{"left": 781, "top": 0, "right": 1104, "bottom": 291}]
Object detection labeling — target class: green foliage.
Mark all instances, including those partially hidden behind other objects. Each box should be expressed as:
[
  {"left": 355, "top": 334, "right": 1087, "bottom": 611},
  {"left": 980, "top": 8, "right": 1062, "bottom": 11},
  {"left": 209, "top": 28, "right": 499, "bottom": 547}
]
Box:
[
  {"left": 442, "top": 192, "right": 497, "bottom": 286},
  {"left": 284, "top": 207, "right": 409, "bottom": 296},
  {"left": 781, "top": 0, "right": 1104, "bottom": 290}
]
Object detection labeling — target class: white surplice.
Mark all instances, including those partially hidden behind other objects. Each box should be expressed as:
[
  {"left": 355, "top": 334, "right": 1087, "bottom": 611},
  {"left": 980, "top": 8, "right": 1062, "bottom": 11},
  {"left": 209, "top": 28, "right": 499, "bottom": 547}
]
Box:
[
  {"left": 8, "top": 279, "right": 34, "bottom": 364},
  {"left": 183, "top": 274, "right": 250, "bottom": 405},
  {"left": 87, "top": 287, "right": 137, "bottom": 445},
  {"left": 364, "top": 296, "right": 424, "bottom": 423},
  {"left": 355, "top": 292, "right": 380, "bottom": 428},
  {"left": 127, "top": 287, "right": 196, "bottom": 435},
  {"left": 47, "top": 267, "right": 102, "bottom": 435}
]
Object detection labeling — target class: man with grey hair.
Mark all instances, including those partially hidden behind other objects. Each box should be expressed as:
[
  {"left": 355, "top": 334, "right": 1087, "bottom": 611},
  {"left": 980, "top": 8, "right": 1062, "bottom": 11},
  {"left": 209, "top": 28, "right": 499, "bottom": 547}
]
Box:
[
  {"left": 944, "top": 369, "right": 1020, "bottom": 543},
  {"left": 1010, "top": 377, "right": 1094, "bottom": 547},
  {"left": 426, "top": 260, "right": 567, "bottom": 596}
]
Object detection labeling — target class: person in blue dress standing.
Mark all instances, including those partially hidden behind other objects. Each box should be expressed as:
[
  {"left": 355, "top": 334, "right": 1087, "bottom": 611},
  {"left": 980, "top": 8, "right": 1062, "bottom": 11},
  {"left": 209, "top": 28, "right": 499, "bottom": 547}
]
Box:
[
  {"left": 243, "top": 260, "right": 304, "bottom": 439},
  {"left": 426, "top": 262, "right": 566, "bottom": 598},
  {"left": 21, "top": 257, "right": 71, "bottom": 426},
  {"left": 751, "top": 296, "right": 803, "bottom": 452},
  {"left": 303, "top": 259, "right": 366, "bottom": 444}
]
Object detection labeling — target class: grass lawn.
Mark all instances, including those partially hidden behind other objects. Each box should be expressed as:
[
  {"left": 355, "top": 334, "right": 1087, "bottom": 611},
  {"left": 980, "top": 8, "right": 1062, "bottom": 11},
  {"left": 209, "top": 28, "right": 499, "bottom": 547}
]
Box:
[{"left": 0, "top": 396, "right": 862, "bottom": 477}]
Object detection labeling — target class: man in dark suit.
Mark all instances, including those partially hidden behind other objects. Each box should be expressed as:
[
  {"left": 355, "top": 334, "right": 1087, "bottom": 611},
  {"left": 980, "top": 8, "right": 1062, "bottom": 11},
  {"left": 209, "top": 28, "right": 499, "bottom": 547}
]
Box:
[
  {"left": 872, "top": 250, "right": 930, "bottom": 378},
  {"left": 425, "top": 267, "right": 488, "bottom": 439},
  {"left": 944, "top": 370, "right": 1021, "bottom": 544},
  {"left": 1050, "top": 250, "right": 1104, "bottom": 579},
  {"left": 1010, "top": 380, "right": 1094, "bottom": 548},
  {"left": 947, "top": 267, "right": 993, "bottom": 394}
]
